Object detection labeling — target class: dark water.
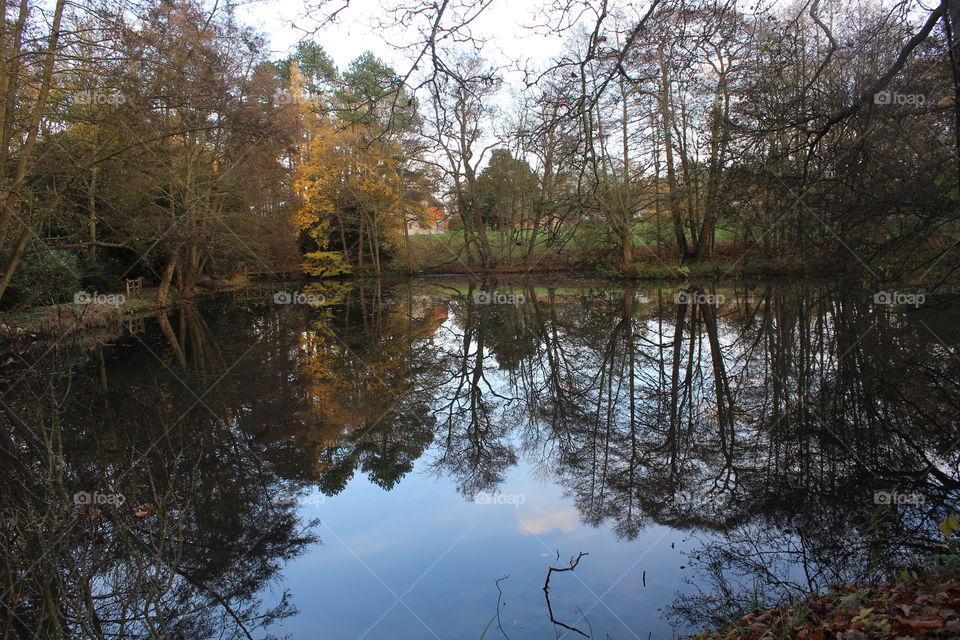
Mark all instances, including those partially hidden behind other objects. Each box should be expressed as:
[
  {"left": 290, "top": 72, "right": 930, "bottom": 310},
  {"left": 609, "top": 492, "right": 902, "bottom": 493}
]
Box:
[{"left": 2, "top": 279, "right": 959, "bottom": 639}]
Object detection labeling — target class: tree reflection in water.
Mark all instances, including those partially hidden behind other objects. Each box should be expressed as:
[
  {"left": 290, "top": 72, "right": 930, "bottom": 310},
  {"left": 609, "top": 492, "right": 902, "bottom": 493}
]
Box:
[
  {"left": 0, "top": 303, "right": 320, "bottom": 639},
  {"left": 1, "top": 279, "right": 958, "bottom": 637}
]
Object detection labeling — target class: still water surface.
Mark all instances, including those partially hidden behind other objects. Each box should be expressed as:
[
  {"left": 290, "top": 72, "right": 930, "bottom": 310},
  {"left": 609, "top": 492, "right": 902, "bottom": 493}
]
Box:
[{"left": 2, "top": 279, "right": 959, "bottom": 639}]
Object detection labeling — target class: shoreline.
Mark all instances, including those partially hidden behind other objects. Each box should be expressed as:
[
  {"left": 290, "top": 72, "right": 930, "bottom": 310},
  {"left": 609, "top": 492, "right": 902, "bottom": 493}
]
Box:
[
  {"left": 694, "top": 567, "right": 960, "bottom": 640},
  {"left": 0, "top": 277, "right": 256, "bottom": 345},
  {"left": 2, "top": 270, "right": 957, "bottom": 348}
]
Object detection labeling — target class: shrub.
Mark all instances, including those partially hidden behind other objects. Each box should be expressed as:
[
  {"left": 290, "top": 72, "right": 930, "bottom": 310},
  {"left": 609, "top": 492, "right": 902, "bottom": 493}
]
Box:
[
  {"left": 3, "top": 250, "right": 81, "bottom": 308},
  {"left": 303, "top": 251, "right": 352, "bottom": 277}
]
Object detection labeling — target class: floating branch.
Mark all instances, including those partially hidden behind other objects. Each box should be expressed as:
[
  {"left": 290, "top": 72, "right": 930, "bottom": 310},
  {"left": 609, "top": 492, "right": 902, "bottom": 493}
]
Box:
[
  {"left": 495, "top": 574, "right": 511, "bottom": 639},
  {"left": 543, "top": 551, "right": 590, "bottom": 638}
]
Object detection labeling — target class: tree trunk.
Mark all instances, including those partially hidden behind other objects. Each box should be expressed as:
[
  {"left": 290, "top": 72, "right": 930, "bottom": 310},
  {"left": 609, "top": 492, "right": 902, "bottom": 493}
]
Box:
[
  {"left": 620, "top": 81, "right": 633, "bottom": 267},
  {"left": 696, "top": 74, "right": 730, "bottom": 260},
  {"left": 0, "top": 0, "right": 66, "bottom": 304},
  {"left": 155, "top": 257, "right": 176, "bottom": 306},
  {"left": 180, "top": 245, "right": 198, "bottom": 298},
  {"left": 657, "top": 47, "right": 691, "bottom": 261},
  {"left": 87, "top": 168, "right": 98, "bottom": 262},
  {"left": 402, "top": 208, "right": 412, "bottom": 273},
  {"left": 0, "top": 229, "right": 29, "bottom": 301},
  {"left": 357, "top": 214, "right": 365, "bottom": 270},
  {"left": 0, "top": 0, "right": 66, "bottom": 249}
]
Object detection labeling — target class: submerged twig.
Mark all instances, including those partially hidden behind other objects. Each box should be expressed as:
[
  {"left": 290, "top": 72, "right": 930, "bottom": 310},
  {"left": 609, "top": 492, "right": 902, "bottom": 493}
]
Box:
[
  {"left": 495, "top": 574, "right": 511, "bottom": 639},
  {"left": 543, "top": 551, "right": 590, "bottom": 638}
]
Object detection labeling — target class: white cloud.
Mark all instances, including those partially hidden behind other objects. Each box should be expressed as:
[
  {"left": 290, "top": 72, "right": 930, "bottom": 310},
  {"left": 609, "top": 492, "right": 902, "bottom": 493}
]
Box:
[{"left": 518, "top": 506, "right": 579, "bottom": 536}]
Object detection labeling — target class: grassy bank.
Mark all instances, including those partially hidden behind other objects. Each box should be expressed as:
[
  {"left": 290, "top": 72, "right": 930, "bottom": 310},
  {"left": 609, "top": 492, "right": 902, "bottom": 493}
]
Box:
[
  {"left": 404, "top": 222, "right": 704, "bottom": 263},
  {"left": 397, "top": 226, "right": 960, "bottom": 283},
  {"left": 397, "top": 222, "right": 834, "bottom": 279},
  {"left": 1, "top": 296, "right": 163, "bottom": 341},
  {"left": 398, "top": 240, "right": 828, "bottom": 280},
  {"left": 0, "top": 275, "right": 252, "bottom": 342}
]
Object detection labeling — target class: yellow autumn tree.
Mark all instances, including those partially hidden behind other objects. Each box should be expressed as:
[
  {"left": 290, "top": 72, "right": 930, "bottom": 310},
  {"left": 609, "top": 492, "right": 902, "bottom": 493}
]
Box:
[{"left": 294, "top": 121, "right": 411, "bottom": 275}]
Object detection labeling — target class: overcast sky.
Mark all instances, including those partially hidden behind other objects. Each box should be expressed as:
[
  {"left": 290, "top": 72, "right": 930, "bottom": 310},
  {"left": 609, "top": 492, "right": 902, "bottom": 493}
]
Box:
[{"left": 239, "top": 0, "right": 568, "bottom": 81}]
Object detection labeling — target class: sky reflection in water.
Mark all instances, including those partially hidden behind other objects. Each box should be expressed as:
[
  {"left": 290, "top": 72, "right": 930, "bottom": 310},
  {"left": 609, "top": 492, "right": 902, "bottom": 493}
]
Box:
[
  {"left": 2, "top": 279, "right": 958, "bottom": 639},
  {"left": 279, "top": 453, "right": 691, "bottom": 639}
]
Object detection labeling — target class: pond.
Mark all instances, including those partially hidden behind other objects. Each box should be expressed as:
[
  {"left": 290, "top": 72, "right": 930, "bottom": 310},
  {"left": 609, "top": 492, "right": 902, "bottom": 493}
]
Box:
[{"left": 2, "top": 278, "right": 959, "bottom": 639}]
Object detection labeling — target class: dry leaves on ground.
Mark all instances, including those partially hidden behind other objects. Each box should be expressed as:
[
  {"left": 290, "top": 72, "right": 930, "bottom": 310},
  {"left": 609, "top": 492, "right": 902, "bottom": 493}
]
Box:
[{"left": 695, "top": 569, "right": 960, "bottom": 639}]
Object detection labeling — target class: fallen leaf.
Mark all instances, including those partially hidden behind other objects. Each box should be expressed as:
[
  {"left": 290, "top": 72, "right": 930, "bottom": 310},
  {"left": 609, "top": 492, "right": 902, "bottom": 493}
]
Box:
[{"left": 133, "top": 503, "right": 156, "bottom": 519}]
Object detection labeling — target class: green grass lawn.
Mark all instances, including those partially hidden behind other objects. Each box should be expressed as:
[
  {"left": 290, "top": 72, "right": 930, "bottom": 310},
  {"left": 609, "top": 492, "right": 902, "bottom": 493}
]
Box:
[{"left": 408, "top": 223, "right": 735, "bottom": 251}]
